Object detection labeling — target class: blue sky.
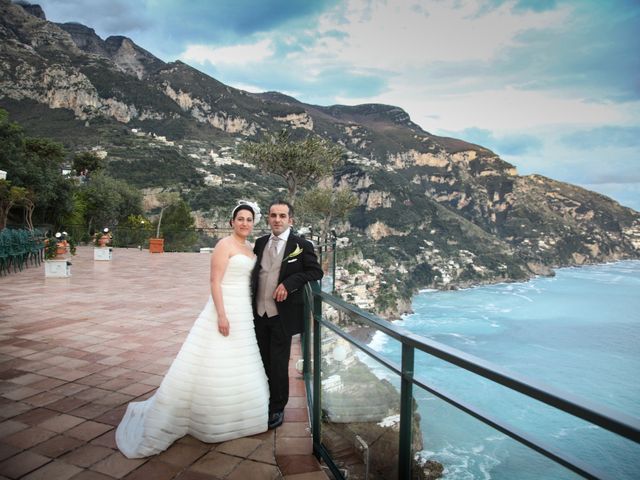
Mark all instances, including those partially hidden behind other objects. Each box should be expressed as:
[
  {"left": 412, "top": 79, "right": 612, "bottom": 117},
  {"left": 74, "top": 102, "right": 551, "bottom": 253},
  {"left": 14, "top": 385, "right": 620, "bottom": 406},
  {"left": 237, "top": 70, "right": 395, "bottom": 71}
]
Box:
[{"left": 33, "top": 0, "right": 640, "bottom": 210}]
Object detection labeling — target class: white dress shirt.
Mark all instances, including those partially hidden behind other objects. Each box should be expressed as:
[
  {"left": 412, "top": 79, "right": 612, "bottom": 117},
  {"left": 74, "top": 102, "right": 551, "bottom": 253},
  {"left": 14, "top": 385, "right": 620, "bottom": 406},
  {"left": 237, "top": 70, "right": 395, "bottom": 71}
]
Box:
[{"left": 268, "top": 228, "right": 290, "bottom": 255}]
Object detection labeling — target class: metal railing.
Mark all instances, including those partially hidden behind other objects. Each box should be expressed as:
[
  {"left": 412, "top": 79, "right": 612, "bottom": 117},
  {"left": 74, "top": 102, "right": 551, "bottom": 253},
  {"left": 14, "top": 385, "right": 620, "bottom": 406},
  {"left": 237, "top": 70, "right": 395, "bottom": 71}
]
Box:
[{"left": 302, "top": 282, "right": 640, "bottom": 480}]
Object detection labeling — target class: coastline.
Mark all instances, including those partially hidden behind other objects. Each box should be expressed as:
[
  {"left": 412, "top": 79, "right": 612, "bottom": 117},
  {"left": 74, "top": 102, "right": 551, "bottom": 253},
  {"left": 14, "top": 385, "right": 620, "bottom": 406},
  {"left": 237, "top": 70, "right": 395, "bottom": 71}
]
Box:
[
  {"left": 381, "top": 256, "right": 640, "bottom": 321},
  {"left": 355, "top": 259, "right": 640, "bottom": 479}
]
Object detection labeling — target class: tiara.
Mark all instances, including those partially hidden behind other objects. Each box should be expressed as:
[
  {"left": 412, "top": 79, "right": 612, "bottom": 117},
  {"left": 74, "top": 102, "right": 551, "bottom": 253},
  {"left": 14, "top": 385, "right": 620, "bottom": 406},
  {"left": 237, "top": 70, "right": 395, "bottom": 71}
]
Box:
[{"left": 232, "top": 200, "right": 261, "bottom": 224}]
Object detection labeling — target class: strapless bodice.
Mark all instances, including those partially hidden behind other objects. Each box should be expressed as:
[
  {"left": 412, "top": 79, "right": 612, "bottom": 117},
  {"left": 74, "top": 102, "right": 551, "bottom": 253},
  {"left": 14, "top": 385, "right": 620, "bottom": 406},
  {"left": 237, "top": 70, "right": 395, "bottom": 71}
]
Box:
[{"left": 222, "top": 254, "right": 256, "bottom": 287}]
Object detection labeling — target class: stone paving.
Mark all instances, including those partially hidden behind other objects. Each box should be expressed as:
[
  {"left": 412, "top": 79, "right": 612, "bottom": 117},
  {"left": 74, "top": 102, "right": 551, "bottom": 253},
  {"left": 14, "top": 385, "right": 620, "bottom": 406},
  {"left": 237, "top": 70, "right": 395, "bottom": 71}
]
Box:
[{"left": 0, "top": 247, "right": 328, "bottom": 480}]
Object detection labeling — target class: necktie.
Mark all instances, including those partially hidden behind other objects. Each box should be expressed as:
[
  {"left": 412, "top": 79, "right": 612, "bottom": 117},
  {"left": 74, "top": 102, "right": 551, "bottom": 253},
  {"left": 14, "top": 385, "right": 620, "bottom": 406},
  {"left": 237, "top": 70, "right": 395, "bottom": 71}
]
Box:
[{"left": 270, "top": 236, "right": 280, "bottom": 259}]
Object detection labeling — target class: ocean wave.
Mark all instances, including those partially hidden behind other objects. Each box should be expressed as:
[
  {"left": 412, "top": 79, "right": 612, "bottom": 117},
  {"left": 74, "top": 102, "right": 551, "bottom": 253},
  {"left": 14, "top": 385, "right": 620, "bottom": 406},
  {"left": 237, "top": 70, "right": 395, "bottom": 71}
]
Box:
[
  {"left": 418, "top": 441, "right": 502, "bottom": 480},
  {"left": 513, "top": 293, "right": 534, "bottom": 302},
  {"left": 443, "top": 332, "right": 477, "bottom": 345},
  {"left": 368, "top": 329, "right": 390, "bottom": 351},
  {"left": 552, "top": 424, "right": 599, "bottom": 439}
]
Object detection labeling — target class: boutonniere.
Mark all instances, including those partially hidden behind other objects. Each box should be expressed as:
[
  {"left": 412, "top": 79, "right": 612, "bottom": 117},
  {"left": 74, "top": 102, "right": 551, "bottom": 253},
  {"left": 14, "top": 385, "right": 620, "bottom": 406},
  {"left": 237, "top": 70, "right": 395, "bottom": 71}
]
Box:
[{"left": 283, "top": 244, "right": 303, "bottom": 262}]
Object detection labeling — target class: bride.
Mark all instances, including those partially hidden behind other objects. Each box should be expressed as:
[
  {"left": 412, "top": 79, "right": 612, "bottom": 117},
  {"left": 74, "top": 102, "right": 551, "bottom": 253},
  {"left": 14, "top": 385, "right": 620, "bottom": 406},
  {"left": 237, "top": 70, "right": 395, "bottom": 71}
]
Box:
[{"left": 116, "top": 201, "right": 269, "bottom": 458}]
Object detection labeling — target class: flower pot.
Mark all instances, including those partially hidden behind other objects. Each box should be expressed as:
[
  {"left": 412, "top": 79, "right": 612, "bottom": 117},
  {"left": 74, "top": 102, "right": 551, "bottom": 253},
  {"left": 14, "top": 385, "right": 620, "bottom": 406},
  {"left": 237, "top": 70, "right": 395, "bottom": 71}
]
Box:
[
  {"left": 56, "top": 240, "right": 69, "bottom": 257},
  {"left": 149, "top": 238, "right": 164, "bottom": 253},
  {"left": 98, "top": 236, "right": 110, "bottom": 247}
]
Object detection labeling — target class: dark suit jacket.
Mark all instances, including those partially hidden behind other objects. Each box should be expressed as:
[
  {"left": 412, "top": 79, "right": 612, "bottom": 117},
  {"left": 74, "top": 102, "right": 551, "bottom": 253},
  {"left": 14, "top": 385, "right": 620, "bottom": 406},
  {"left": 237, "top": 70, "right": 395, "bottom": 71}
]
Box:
[{"left": 252, "top": 232, "right": 323, "bottom": 335}]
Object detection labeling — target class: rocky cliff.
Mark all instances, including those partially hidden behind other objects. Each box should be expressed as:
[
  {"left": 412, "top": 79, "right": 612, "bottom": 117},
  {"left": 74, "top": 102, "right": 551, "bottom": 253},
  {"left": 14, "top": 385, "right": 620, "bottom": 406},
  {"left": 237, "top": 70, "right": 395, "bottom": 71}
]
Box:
[{"left": 1, "top": 0, "right": 638, "bottom": 317}]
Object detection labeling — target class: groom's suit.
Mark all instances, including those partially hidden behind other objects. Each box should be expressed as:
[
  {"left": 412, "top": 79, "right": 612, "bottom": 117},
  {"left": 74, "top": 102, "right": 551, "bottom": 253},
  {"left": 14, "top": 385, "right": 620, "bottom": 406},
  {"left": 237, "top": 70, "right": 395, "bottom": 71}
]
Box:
[{"left": 252, "top": 230, "right": 323, "bottom": 415}]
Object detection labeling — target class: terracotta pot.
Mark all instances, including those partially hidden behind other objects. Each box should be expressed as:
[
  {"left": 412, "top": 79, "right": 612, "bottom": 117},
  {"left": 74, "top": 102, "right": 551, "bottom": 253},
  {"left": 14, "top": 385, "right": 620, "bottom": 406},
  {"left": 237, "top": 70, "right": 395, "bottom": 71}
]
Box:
[
  {"left": 149, "top": 238, "right": 164, "bottom": 253},
  {"left": 56, "top": 240, "right": 69, "bottom": 257},
  {"left": 98, "top": 236, "right": 110, "bottom": 247}
]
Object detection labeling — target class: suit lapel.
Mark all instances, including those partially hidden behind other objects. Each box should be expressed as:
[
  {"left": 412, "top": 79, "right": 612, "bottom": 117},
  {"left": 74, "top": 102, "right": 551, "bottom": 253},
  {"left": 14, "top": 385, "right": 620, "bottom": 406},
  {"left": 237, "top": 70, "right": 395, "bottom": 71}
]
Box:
[
  {"left": 254, "top": 235, "right": 269, "bottom": 269},
  {"left": 279, "top": 234, "right": 298, "bottom": 282}
]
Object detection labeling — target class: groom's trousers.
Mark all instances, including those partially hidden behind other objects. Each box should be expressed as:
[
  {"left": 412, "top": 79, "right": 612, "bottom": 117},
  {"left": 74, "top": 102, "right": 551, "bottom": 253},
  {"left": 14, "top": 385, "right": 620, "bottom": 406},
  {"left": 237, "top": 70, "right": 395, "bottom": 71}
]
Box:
[{"left": 255, "top": 313, "right": 291, "bottom": 414}]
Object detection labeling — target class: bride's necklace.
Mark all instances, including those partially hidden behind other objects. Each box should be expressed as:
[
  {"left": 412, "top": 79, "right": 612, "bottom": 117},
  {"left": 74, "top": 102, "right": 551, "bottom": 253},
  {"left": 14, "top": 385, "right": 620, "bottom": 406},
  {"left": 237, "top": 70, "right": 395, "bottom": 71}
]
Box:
[{"left": 231, "top": 235, "right": 247, "bottom": 247}]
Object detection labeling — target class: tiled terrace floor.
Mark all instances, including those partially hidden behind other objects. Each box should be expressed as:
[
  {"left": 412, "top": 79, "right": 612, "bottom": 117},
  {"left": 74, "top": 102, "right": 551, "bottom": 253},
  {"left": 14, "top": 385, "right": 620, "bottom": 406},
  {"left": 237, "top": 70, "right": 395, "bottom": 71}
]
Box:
[{"left": 0, "top": 247, "right": 328, "bottom": 480}]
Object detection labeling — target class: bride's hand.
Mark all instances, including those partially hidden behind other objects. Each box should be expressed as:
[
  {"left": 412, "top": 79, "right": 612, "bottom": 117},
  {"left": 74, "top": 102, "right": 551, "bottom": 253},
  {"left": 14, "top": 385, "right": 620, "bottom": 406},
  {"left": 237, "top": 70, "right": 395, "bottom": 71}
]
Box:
[{"left": 218, "top": 316, "right": 230, "bottom": 336}]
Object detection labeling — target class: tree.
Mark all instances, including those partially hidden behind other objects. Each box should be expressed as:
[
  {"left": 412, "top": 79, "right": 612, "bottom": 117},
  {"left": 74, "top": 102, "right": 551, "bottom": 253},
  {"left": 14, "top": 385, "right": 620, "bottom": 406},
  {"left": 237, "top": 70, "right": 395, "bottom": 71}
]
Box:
[
  {"left": 72, "top": 152, "right": 105, "bottom": 177},
  {"left": 238, "top": 130, "right": 343, "bottom": 204},
  {"left": 79, "top": 172, "right": 143, "bottom": 233},
  {"left": 0, "top": 110, "right": 26, "bottom": 178},
  {"left": 115, "top": 214, "right": 153, "bottom": 247},
  {"left": 13, "top": 187, "right": 36, "bottom": 231},
  {"left": 161, "top": 200, "right": 198, "bottom": 251},
  {"left": 0, "top": 180, "right": 15, "bottom": 229},
  {"left": 0, "top": 181, "right": 35, "bottom": 230},
  {"left": 61, "top": 191, "right": 88, "bottom": 242},
  {"left": 154, "top": 191, "right": 181, "bottom": 238},
  {"left": 0, "top": 110, "right": 74, "bottom": 227},
  {"left": 297, "top": 187, "right": 358, "bottom": 242}
]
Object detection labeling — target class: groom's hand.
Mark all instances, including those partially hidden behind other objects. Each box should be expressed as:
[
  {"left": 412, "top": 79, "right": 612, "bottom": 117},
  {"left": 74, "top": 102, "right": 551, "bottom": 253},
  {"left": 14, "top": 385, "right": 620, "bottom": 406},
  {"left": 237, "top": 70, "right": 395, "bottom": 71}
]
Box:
[{"left": 273, "top": 283, "right": 288, "bottom": 302}]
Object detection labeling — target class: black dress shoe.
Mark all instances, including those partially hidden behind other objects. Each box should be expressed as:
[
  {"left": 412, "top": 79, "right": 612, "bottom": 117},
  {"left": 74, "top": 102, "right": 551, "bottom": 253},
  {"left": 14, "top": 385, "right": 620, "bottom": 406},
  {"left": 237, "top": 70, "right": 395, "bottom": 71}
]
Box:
[{"left": 268, "top": 411, "right": 284, "bottom": 429}]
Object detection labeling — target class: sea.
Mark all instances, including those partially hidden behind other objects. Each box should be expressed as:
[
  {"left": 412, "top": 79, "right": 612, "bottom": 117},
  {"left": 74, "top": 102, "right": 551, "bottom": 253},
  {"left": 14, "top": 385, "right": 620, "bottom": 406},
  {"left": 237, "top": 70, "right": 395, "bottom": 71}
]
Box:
[{"left": 363, "top": 260, "right": 640, "bottom": 479}]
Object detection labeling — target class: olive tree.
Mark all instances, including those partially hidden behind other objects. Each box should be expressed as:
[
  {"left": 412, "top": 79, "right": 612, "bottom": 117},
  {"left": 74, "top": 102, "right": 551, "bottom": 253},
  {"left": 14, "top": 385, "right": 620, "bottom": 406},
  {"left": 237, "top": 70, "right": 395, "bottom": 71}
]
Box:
[
  {"left": 238, "top": 130, "right": 343, "bottom": 205},
  {"left": 297, "top": 187, "right": 358, "bottom": 242}
]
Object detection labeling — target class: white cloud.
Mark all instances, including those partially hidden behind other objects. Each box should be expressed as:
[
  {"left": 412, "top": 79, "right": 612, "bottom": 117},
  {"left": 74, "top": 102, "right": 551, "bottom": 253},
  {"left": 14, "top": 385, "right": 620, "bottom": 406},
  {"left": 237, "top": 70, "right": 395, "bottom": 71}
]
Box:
[
  {"left": 181, "top": 38, "right": 274, "bottom": 66},
  {"left": 309, "top": 0, "right": 568, "bottom": 69},
  {"left": 231, "top": 82, "right": 267, "bottom": 93},
  {"left": 336, "top": 85, "right": 629, "bottom": 133}
]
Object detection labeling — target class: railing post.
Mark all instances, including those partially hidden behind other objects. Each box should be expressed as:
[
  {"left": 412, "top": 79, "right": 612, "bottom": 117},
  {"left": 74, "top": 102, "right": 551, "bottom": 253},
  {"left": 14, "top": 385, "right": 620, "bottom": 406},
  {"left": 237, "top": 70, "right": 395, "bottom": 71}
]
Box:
[
  {"left": 399, "top": 343, "right": 414, "bottom": 479},
  {"left": 312, "top": 282, "right": 323, "bottom": 448},
  {"left": 332, "top": 232, "right": 337, "bottom": 294},
  {"left": 303, "top": 287, "right": 311, "bottom": 379}
]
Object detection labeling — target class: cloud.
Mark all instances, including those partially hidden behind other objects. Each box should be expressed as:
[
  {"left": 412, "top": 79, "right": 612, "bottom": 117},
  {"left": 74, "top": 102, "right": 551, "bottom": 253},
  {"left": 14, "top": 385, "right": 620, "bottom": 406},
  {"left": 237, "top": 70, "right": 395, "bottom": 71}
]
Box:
[
  {"left": 560, "top": 126, "right": 640, "bottom": 150},
  {"left": 182, "top": 39, "right": 274, "bottom": 66},
  {"left": 338, "top": 83, "right": 629, "bottom": 133},
  {"left": 35, "top": 0, "right": 151, "bottom": 36},
  {"left": 491, "top": 1, "right": 640, "bottom": 103},
  {"left": 505, "top": 125, "right": 640, "bottom": 189},
  {"left": 33, "top": 0, "right": 341, "bottom": 58},
  {"left": 312, "top": 0, "right": 568, "bottom": 67},
  {"left": 579, "top": 182, "right": 640, "bottom": 211},
  {"left": 147, "top": 0, "right": 339, "bottom": 39},
  {"left": 183, "top": 56, "right": 388, "bottom": 104},
  {"left": 440, "top": 127, "right": 543, "bottom": 156}
]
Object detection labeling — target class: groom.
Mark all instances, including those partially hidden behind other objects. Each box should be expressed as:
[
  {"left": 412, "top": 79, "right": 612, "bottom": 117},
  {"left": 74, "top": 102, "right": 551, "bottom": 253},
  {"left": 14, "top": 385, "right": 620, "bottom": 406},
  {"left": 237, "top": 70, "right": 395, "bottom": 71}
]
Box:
[{"left": 252, "top": 200, "right": 323, "bottom": 429}]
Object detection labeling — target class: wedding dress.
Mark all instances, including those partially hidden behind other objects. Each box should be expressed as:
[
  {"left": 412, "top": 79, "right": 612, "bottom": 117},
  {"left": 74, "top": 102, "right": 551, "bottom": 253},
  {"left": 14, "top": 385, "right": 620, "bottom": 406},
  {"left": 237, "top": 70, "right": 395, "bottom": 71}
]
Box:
[{"left": 116, "top": 254, "right": 269, "bottom": 458}]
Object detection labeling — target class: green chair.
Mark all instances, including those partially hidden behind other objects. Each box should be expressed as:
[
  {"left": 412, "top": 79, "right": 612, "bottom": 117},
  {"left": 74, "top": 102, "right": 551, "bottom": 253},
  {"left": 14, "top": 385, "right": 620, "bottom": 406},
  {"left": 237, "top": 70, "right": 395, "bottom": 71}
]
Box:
[
  {"left": 0, "top": 230, "right": 9, "bottom": 276},
  {"left": 8, "top": 229, "right": 27, "bottom": 273},
  {"left": 27, "top": 229, "right": 44, "bottom": 266}
]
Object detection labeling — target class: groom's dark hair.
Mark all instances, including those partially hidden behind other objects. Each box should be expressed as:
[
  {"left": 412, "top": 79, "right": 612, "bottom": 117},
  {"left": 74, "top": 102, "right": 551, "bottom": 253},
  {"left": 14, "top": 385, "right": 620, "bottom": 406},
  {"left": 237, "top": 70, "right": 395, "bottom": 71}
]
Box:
[{"left": 269, "top": 199, "right": 294, "bottom": 217}]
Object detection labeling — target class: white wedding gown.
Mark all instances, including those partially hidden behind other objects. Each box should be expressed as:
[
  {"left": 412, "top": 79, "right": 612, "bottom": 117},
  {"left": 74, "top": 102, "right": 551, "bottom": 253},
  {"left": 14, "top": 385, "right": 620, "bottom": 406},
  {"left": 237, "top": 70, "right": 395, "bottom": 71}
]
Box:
[{"left": 116, "top": 254, "right": 269, "bottom": 458}]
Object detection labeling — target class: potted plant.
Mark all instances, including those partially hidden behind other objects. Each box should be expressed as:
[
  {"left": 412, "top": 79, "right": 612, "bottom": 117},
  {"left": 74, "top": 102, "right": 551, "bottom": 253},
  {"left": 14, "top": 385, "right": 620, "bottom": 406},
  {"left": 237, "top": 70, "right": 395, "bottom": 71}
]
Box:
[
  {"left": 44, "top": 231, "right": 75, "bottom": 277},
  {"left": 149, "top": 192, "right": 180, "bottom": 253},
  {"left": 94, "top": 227, "right": 113, "bottom": 261}
]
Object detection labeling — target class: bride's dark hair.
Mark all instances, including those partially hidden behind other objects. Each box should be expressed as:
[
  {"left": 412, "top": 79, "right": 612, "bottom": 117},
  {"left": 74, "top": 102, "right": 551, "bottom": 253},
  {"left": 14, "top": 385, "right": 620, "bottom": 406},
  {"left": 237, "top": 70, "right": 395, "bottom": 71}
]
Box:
[{"left": 230, "top": 204, "right": 254, "bottom": 226}]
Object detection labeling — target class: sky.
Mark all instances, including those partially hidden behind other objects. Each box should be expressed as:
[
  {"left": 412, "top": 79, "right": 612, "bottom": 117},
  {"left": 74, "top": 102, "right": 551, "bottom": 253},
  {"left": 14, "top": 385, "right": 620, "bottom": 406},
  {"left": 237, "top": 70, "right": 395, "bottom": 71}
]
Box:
[{"left": 30, "top": 0, "right": 640, "bottom": 210}]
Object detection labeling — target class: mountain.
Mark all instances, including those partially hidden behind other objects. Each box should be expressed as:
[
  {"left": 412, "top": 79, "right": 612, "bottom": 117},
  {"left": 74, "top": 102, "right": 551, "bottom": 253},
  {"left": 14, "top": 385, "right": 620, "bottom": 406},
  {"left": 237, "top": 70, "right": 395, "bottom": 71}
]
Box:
[{"left": 2, "top": 0, "right": 639, "bottom": 316}]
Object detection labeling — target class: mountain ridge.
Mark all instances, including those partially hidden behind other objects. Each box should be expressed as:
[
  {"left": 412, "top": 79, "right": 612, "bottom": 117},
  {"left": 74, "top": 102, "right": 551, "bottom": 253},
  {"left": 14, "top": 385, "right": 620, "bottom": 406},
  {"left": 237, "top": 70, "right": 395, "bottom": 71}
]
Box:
[{"left": 1, "top": 0, "right": 638, "bottom": 317}]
